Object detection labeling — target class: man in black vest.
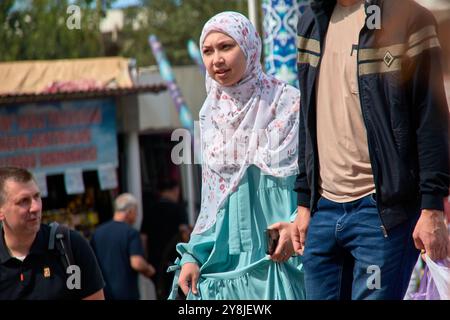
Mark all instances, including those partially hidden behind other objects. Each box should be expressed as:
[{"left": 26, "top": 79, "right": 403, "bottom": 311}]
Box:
[{"left": 292, "top": 0, "right": 449, "bottom": 299}]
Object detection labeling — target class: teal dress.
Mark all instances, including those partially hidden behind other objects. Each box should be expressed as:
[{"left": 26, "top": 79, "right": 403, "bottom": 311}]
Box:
[{"left": 168, "top": 165, "right": 305, "bottom": 300}]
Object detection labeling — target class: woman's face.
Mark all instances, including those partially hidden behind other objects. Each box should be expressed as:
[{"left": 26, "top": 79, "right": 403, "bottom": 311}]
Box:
[{"left": 202, "top": 31, "right": 247, "bottom": 87}]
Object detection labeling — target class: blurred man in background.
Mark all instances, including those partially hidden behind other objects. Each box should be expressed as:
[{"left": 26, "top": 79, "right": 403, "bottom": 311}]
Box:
[
  {"left": 140, "top": 180, "right": 189, "bottom": 299},
  {"left": 91, "top": 193, "right": 155, "bottom": 300}
]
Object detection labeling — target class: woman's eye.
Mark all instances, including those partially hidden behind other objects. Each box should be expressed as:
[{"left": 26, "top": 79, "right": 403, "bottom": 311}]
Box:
[{"left": 203, "top": 49, "right": 212, "bottom": 55}]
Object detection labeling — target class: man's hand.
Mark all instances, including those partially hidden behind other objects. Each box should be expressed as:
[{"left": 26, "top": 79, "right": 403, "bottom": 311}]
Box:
[
  {"left": 146, "top": 264, "right": 156, "bottom": 278},
  {"left": 178, "top": 262, "right": 200, "bottom": 296},
  {"left": 267, "top": 222, "right": 294, "bottom": 263},
  {"left": 291, "top": 206, "right": 311, "bottom": 255},
  {"left": 130, "top": 255, "right": 156, "bottom": 279},
  {"left": 413, "top": 209, "right": 449, "bottom": 260}
]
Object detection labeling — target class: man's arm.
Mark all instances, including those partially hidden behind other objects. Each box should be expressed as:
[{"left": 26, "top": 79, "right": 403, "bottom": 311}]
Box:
[
  {"left": 408, "top": 9, "right": 449, "bottom": 212},
  {"left": 292, "top": 16, "right": 313, "bottom": 254},
  {"left": 130, "top": 255, "right": 156, "bottom": 278},
  {"left": 294, "top": 6, "right": 315, "bottom": 209},
  {"left": 408, "top": 8, "right": 450, "bottom": 260},
  {"left": 294, "top": 91, "right": 311, "bottom": 208},
  {"left": 129, "top": 227, "right": 155, "bottom": 278}
]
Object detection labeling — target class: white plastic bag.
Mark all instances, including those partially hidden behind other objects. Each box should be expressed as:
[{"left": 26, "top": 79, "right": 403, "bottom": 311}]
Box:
[{"left": 425, "top": 255, "right": 450, "bottom": 300}]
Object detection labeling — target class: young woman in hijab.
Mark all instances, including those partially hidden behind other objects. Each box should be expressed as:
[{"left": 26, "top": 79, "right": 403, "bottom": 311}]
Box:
[{"left": 168, "top": 11, "right": 304, "bottom": 300}]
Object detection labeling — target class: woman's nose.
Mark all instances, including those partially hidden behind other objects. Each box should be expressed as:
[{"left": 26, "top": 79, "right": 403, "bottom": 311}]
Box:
[{"left": 213, "top": 53, "right": 224, "bottom": 65}]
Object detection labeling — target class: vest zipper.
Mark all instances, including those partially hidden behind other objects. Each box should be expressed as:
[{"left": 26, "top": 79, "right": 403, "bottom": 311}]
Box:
[{"left": 356, "top": 14, "right": 388, "bottom": 238}]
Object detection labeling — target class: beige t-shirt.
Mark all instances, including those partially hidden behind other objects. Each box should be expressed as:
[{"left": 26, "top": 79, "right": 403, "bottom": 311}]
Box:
[{"left": 316, "top": 1, "right": 376, "bottom": 202}]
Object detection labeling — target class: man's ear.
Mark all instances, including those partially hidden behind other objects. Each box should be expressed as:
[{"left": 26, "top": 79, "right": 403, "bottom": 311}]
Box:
[{"left": 0, "top": 205, "right": 5, "bottom": 221}]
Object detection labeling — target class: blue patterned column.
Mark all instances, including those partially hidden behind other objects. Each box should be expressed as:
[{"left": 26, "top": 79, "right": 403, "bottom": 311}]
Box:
[{"left": 262, "top": 0, "right": 309, "bottom": 88}]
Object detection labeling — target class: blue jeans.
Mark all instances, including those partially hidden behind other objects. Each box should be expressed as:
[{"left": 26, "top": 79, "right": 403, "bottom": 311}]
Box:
[{"left": 303, "top": 194, "right": 420, "bottom": 300}]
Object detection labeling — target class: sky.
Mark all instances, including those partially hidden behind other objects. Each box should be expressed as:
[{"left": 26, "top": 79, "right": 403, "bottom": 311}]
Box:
[
  {"left": 111, "top": 0, "right": 142, "bottom": 8},
  {"left": 10, "top": 0, "right": 142, "bottom": 11}
]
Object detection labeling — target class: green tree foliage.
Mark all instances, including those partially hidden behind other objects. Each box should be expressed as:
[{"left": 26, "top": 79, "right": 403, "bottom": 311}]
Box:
[
  {"left": 0, "top": 0, "right": 108, "bottom": 62},
  {"left": 114, "top": 0, "right": 248, "bottom": 66},
  {"left": 0, "top": 0, "right": 248, "bottom": 66}
]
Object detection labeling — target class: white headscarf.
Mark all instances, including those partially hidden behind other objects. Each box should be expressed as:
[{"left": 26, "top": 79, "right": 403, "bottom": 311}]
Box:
[{"left": 193, "top": 11, "right": 300, "bottom": 234}]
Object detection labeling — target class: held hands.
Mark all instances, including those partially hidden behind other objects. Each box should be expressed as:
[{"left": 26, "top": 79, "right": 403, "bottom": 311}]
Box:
[
  {"left": 267, "top": 222, "right": 294, "bottom": 263},
  {"left": 413, "top": 209, "right": 450, "bottom": 261},
  {"left": 291, "top": 206, "right": 311, "bottom": 255},
  {"left": 178, "top": 262, "right": 200, "bottom": 296}
]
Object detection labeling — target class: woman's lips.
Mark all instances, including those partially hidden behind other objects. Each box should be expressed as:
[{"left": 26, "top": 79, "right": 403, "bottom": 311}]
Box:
[{"left": 215, "top": 69, "right": 230, "bottom": 75}]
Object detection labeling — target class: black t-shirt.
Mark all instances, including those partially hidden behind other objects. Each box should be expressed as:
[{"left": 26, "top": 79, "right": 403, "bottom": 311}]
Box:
[
  {"left": 0, "top": 224, "right": 105, "bottom": 300},
  {"left": 90, "top": 220, "right": 144, "bottom": 300}
]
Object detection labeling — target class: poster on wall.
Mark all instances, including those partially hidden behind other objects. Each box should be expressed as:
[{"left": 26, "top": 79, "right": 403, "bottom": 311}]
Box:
[
  {"left": 98, "top": 164, "right": 118, "bottom": 191},
  {"left": 34, "top": 172, "right": 48, "bottom": 198},
  {"left": 64, "top": 168, "right": 85, "bottom": 195},
  {"left": 0, "top": 98, "right": 119, "bottom": 177}
]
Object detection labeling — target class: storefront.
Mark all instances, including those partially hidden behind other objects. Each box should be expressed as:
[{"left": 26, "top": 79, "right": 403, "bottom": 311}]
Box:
[{"left": 0, "top": 57, "right": 166, "bottom": 238}]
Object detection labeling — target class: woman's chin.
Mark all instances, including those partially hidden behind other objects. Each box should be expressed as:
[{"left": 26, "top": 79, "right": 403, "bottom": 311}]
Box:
[{"left": 215, "top": 78, "right": 237, "bottom": 87}]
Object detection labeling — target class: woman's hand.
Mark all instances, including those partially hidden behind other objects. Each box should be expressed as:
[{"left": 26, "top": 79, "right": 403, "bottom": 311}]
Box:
[
  {"left": 178, "top": 262, "right": 200, "bottom": 296},
  {"left": 267, "top": 222, "right": 295, "bottom": 263}
]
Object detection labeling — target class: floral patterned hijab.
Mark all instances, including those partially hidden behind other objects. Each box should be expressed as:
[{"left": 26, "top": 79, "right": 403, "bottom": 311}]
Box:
[{"left": 193, "top": 11, "right": 300, "bottom": 234}]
